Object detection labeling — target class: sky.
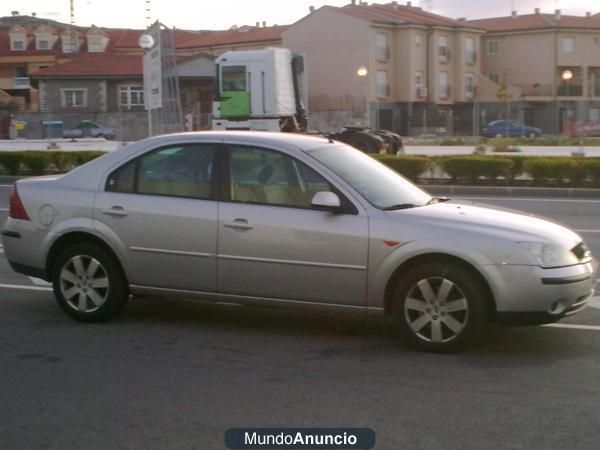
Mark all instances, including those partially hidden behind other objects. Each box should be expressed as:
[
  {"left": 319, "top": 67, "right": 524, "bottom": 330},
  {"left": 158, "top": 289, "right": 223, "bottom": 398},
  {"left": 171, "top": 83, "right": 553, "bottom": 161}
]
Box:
[{"left": 1, "top": 0, "right": 598, "bottom": 30}]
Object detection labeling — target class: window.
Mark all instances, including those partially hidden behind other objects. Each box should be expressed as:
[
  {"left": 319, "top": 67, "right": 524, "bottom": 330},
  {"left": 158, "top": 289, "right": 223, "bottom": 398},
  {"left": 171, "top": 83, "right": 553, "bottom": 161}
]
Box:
[
  {"left": 376, "top": 70, "right": 390, "bottom": 98},
  {"left": 37, "top": 39, "right": 49, "bottom": 50},
  {"left": 487, "top": 40, "right": 499, "bottom": 55},
  {"left": 221, "top": 66, "right": 246, "bottom": 91},
  {"left": 465, "top": 72, "right": 475, "bottom": 97},
  {"left": 119, "top": 85, "right": 145, "bottom": 109},
  {"left": 61, "top": 89, "right": 87, "bottom": 107},
  {"left": 88, "top": 38, "right": 104, "bottom": 52},
  {"left": 489, "top": 73, "right": 500, "bottom": 84},
  {"left": 11, "top": 40, "right": 24, "bottom": 51},
  {"left": 229, "top": 146, "right": 333, "bottom": 208},
  {"left": 465, "top": 37, "right": 476, "bottom": 63},
  {"left": 106, "top": 144, "right": 217, "bottom": 200},
  {"left": 415, "top": 33, "right": 423, "bottom": 49},
  {"left": 375, "top": 32, "right": 390, "bottom": 60},
  {"left": 438, "top": 35, "right": 449, "bottom": 61},
  {"left": 439, "top": 71, "right": 449, "bottom": 98},
  {"left": 415, "top": 70, "right": 424, "bottom": 86},
  {"left": 62, "top": 39, "right": 78, "bottom": 53},
  {"left": 589, "top": 108, "right": 599, "bottom": 121},
  {"left": 562, "top": 37, "right": 575, "bottom": 52},
  {"left": 15, "top": 66, "right": 28, "bottom": 78}
]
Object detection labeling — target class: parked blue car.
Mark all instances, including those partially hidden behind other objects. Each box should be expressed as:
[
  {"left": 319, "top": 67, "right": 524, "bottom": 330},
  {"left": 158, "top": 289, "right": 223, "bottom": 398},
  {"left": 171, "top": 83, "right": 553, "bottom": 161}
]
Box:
[{"left": 483, "top": 120, "right": 542, "bottom": 138}]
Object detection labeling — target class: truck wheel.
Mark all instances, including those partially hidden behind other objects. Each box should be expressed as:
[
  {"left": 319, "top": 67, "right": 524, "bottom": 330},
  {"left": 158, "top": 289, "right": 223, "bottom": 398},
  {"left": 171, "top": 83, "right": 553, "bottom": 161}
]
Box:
[
  {"left": 393, "top": 262, "right": 488, "bottom": 352},
  {"left": 52, "top": 243, "right": 128, "bottom": 323}
]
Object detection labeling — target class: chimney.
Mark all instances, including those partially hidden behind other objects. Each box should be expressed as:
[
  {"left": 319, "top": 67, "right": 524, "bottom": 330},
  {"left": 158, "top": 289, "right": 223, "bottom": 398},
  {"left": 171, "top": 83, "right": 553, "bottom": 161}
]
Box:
[
  {"left": 511, "top": 11, "right": 517, "bottom": 18},
  {"left": 255, "top": 21, "right": 260, "bottom": 27},
  {"left": 406, "top": 1, "right": 411, "bottom": 6},
  {"left": 555, "top": 9, "right": 561, "bottom": 20},
  {"left": 586, "top": 12, "right": 591, "bottom": 17},
  {"left": 262, "top": 21, "right": 267, "bottom": 27},
  {"left": 11, "top": 10, "right": 19, "bottom": 16},
  {"left": 32, "top": 12, "right": 37, "bottom": 17},
  {"left": 351, "top": 0, "right": 356, "bottom": 4},
  {"left": 309, "top": 5, "right": 315, "bottom": 13},
  {"left": 534, "top": 8, "right": 540, "bottom": 14},
  {"left": 457, "top": 17, "right": 466, "bottom": 21}
]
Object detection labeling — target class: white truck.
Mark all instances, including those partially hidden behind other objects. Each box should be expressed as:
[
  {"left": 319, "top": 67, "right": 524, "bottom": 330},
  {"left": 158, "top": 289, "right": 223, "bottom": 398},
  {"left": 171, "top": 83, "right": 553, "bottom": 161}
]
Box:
[{"left": 212, "top": 48, "right": 403, "bottom": 154}]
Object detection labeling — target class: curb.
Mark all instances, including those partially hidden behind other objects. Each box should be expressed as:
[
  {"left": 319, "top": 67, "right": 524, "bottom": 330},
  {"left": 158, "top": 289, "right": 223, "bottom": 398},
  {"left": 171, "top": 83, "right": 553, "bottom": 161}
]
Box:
[{"left": 424, "top": 185, "right": 600, "bottom": 199}]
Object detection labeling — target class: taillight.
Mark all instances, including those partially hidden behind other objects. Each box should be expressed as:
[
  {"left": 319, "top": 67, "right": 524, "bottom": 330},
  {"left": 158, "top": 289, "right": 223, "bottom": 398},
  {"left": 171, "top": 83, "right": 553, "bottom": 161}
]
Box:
[{"left": 9, "top": 185, "right": 30, "bottom": 221}]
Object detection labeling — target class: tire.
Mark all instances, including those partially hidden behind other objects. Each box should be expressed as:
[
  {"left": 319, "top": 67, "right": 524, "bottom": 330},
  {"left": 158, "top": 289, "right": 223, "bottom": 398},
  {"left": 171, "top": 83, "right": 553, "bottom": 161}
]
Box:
[
  {"left": 52, "top": 243, "right": 128, "bottom": 323},
  {"left": 392, "top": 262, "right": 488, "bottom": 352}
]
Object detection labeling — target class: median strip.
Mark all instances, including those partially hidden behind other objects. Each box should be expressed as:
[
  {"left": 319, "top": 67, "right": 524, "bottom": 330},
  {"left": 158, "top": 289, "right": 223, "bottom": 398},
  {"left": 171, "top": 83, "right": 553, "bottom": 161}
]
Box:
[
  {"left": 0, "top": 283, "right": 52, "bottom": 292},
  {"left": 543, "top": 323, "right": 600, "bottom": 331}
]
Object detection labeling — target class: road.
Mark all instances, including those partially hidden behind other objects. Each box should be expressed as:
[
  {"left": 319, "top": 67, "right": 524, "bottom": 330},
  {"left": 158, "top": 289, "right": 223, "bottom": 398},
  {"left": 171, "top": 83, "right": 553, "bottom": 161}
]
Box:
[{"left": 1, "top": 183, "right": 600, "bottom": 450}]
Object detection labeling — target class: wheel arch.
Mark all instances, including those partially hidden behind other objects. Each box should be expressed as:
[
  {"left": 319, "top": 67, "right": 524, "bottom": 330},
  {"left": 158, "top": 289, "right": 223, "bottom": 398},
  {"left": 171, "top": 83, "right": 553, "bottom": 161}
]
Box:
[
  {"left": 46, "top": 231, "right": 128, "bottom": 287},
  {"left": 382, "top": 253, "right": 497, "bottom": 322}
]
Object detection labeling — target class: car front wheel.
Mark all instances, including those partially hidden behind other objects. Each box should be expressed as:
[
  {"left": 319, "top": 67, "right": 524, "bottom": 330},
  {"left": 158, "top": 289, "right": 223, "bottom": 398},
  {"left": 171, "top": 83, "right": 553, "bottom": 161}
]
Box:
[
  {"left": 52, "top": 243, "right": 128, "bottom": 322},
  {"left": 393, "top": 262, "right": 488, "bottom": 352}
]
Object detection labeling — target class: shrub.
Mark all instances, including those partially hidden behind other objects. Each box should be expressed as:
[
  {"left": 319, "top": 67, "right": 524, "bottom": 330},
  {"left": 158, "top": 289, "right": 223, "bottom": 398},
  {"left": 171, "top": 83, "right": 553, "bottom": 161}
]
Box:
[
  {"left": 48, "top": 151, "right": 69, "bottom": 171},
  {"left": 373, "top": 155, "right": 432, "bottom": 181},
  {"left": 492, "top": 155, "right": 526, "bottom": 181},
  {"left": 488, "top": 137, "right": 517, "bottom": 152},
  {"left": 70, "top": 151, "right": 105, "bottom": 166},
  {"left": 0, "top": 152, "right": 23, "bottom": 175},
  {"left": 438, "top": 157, "right": 514, "bottom": 183},
  {"left": 21, "top": 152, "right": 49, "bottom": 175},
  {"left": 586, "top": 159, "right": 600, "bottom": 185},
  {"left": 522, "top": 157, "right": 589, "bottom": 185}
]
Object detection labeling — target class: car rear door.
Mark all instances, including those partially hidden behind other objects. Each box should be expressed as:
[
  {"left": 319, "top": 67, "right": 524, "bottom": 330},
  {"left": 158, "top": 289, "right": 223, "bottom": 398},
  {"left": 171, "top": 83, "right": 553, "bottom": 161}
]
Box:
[
  {"left": 94, "top": 141, "right": 219, "bottom": 292},
  {"left": 216, "top": 143, "right": 369, "bottom": 307}
]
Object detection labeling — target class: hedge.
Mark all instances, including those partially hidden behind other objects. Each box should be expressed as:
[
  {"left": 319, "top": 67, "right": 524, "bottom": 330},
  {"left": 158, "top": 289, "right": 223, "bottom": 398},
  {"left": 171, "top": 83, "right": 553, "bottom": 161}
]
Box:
[
  {"left": 437, "top": 157, "right": 514, "bottom": 182},
  {"left": 0, "top": 151, "right": 106, "bottom": 175},
  {"left": 372, "top": 155, "right": 432, "bottom": 181}
]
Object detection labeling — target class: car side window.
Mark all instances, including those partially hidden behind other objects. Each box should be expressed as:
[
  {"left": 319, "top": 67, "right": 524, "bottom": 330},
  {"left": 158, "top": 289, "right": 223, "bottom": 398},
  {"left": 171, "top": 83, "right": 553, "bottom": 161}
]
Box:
[
  {"left": 228, "top": 145, "right": 333, "bottom": 208},
  {"left": 106, "top": 143, "right": 217, "bottom": 200}
]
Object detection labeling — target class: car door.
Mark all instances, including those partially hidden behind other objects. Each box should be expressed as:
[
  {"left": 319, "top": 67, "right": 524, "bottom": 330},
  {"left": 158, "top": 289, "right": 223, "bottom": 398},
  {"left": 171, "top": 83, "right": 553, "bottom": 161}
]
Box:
[
  {"left": 94, "top": 142, "right": 219, "bottom": 292},
  {"left": 217, "top": 144, "right": 369, "bottom": 307}
]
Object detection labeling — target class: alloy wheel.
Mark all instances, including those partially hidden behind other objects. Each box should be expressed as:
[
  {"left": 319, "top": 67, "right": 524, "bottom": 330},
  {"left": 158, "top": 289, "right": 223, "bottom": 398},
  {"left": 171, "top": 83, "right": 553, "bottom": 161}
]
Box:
[
  {"left": 59, "top": 255, "right": 109, "bottom": 313},
  {"left": 404, "top": 276, "right": 469, "bottom": 343}
]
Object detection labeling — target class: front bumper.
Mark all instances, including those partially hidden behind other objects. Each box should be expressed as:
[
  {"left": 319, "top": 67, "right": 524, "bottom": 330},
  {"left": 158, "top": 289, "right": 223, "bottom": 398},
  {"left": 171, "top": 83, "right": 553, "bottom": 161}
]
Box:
[{"left": 486, "top": 259, "right": 597, "bottom": 325}]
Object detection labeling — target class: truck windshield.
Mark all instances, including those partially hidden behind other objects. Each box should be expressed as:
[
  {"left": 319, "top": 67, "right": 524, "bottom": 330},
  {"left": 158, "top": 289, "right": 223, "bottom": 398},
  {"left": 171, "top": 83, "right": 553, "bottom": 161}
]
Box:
[{"left": 308, "top": 144, "right": 432, "bottom": 210}]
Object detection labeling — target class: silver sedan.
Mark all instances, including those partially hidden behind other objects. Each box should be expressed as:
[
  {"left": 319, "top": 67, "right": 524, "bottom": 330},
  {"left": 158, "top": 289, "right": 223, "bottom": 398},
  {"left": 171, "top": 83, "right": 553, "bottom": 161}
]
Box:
[{"left": 1, "top": 132, "right": 597, "bottom": 352}]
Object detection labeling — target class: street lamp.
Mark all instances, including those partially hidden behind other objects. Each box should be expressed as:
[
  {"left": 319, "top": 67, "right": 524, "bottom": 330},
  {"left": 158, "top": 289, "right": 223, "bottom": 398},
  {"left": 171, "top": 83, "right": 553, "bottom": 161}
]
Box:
[
  {"left": 139, "top": 33, "right": 155, "bottom": 137},
  {"left": 357, "top": 66, "right": 368, "bottom": 127},
  {"left": 561, "top": 69, "right": 573, "bottom": 137}
]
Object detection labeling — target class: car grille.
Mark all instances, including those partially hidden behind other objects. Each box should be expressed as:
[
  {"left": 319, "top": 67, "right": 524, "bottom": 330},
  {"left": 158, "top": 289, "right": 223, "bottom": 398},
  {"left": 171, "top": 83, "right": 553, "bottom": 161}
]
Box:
[{"left": 571, "top": 243, "right": 591, "bottom": 261}]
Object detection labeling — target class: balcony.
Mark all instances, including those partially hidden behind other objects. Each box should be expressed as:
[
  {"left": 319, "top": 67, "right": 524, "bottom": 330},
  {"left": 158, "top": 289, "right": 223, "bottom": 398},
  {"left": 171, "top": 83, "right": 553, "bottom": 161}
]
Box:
[
  {"left": 465, "top": 50, "right": 477, "bottom": 65},
  {"left": 12, "top": 77, "right": 31, "bottom": 90},
  {"left": 557, "top": 83, "right": 583, "bottom": 97},
  {"left": 519, "top": 83, "right": 553, "bottom": 97}
]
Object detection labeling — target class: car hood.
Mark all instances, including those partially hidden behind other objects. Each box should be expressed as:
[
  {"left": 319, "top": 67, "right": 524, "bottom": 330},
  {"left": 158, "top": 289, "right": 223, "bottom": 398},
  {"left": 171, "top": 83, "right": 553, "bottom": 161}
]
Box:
[{"left": 386, "top": 201, "right": 581, "bottom": 249}]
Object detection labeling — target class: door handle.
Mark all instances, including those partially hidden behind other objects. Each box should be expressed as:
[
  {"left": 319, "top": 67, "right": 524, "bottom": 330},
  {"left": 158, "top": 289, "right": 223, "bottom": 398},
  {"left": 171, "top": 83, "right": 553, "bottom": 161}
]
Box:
[
  {"left": 224, "top": 219, "right": 253, "bottom": 231},
  {"left": 102, "top": 206, "right": 128, "bottom": 217}
]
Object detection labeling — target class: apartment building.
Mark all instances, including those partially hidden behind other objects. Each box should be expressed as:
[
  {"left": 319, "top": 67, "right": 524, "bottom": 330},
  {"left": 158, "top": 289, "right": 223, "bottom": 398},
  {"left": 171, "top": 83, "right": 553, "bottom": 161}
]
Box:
[
  {"left": 283, "top": 1, "right": 488, "bottom": 134},
  {"left": 471, "top": 9, "right": 600, "bottom": 135}
]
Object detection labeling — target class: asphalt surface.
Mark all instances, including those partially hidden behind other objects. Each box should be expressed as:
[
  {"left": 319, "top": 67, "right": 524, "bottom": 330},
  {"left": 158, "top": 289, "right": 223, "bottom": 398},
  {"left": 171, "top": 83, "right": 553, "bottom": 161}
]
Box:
[{"left": 1, "top": 184, "right": 600, "bottom": 450}]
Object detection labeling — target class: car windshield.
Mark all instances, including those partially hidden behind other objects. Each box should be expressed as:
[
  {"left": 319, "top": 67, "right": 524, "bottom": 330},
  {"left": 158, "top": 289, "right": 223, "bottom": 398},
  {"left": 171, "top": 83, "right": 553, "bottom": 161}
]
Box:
[{"left": 308, "top": 144, "right": 432, "bottom": 209}]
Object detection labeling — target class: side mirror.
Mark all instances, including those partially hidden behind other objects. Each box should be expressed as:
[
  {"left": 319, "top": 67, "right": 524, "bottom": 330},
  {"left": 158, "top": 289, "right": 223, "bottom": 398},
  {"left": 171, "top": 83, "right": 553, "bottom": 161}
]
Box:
[{"left": 311, "top": 191, "right": 342, "bottom": 212}]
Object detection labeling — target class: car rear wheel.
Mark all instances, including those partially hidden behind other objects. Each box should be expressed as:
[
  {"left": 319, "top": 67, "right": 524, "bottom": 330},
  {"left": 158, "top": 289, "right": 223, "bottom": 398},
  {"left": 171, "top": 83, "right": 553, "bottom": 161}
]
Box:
[
  {"left": 393, "top": 262, "right": 488, "bottom": 352},
  {"left": 52, "top": 243, "right": 128, "bottom": 322}
]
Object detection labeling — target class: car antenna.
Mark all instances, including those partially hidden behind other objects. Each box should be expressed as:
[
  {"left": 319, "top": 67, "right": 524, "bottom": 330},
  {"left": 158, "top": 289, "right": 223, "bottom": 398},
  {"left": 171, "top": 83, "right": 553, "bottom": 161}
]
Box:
[{"left": 308, "top": 122, "right": 334, "bottom": 143}]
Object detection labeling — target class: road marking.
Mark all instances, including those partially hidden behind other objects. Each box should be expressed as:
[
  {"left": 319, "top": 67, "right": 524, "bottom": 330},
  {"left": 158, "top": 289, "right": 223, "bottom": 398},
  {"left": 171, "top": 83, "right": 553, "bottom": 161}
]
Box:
[
  {"left": 0, "top": 283, "right": 52, "bottom": 292},
  {"left": 589, "top": 296, "right": 600, "bottom": 310},
  {"left": 0, "top": 208, "right": 8, "bottom": 212},
  {"left": 544, "top": 323, "right": 600, "bottom": 331},
  {"left": 459, "top": 196, "right": 600, "bottom": 204},
  {"left": 574, "top": 230, "right": 600, "bottom": 234},
  {"left": 28, "top": 277, "right": 52, "bottom": 287},
  {"left": 0, "top": 184, "right": 12, "bottom": 187}
]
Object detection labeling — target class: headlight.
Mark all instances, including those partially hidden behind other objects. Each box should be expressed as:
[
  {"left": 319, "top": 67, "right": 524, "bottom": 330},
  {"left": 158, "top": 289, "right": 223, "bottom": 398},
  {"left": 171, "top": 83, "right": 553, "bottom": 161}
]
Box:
[{"left": 518, "top": 242, "right": 579, "bottom": 268}]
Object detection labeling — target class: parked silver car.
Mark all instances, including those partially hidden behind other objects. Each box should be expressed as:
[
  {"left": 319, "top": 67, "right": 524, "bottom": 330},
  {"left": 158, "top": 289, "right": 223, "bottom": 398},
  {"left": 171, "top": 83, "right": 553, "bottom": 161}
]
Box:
[{"left": 1, "top": 132, "right": 597, "bottom": 351}]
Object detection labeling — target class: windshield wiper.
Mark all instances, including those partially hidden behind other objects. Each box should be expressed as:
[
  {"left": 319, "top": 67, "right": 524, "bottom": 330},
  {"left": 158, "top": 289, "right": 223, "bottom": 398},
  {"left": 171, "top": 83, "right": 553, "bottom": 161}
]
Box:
[
  {"left": 427, "top": 196, "right": 450, "bottom": 205},
  {"left": 383, "top": 203, "right": 418, "bottom": 211}
]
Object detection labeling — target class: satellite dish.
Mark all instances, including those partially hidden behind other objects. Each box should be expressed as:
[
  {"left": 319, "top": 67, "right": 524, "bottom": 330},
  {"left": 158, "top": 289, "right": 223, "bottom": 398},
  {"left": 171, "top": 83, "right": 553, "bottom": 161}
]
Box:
[{"left": 138, "top": 34, "right": 154, "bottom": 49}]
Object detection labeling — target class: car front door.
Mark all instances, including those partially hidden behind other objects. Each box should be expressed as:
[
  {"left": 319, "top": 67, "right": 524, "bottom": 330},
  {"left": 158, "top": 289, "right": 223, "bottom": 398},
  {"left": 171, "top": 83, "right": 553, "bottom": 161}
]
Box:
[
  {"left": 217, "top": 144, "right": 369, "bottom": 307},
  {"left": 94, "top": 142, "right": 219, "bottom": 292}
]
